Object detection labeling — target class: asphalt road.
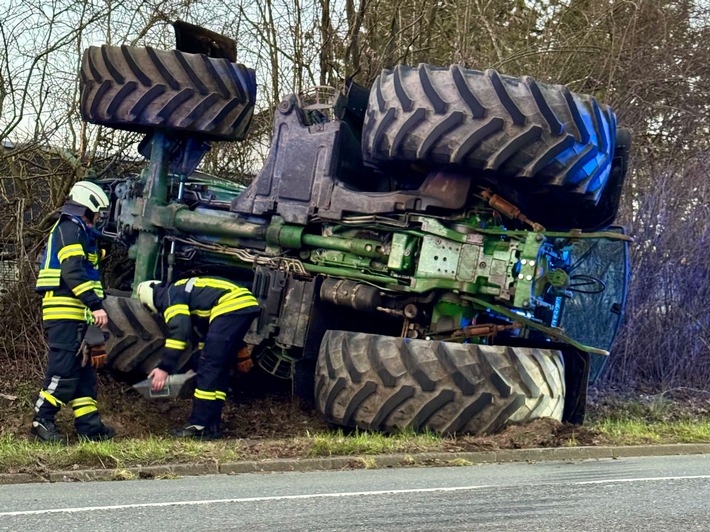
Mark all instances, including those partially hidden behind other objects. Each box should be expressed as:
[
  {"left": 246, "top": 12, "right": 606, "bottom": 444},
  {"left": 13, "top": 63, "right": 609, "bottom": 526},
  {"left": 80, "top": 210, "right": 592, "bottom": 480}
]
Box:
[{"left": 0, "top": 455, "right": 709, "bottom": 531}]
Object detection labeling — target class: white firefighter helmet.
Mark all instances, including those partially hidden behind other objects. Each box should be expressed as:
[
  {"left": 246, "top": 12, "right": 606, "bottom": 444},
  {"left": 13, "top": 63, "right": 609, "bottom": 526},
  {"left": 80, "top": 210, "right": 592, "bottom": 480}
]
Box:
[
  {"left": 68, "top": 181, "right": 109, "bottom": 213},
  {"left": 136, "top": 280, "right": 160, "bottom": 313}
]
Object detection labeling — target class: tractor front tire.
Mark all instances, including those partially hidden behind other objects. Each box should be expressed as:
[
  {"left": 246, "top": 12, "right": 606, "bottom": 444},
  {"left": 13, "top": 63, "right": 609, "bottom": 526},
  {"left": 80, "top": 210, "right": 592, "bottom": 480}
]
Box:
[
  {"left": 80, "top": 45, "right": 256, "bottom": 140},
  {"left": 315, "top": 330, "right": 565, "bottom": 435}
]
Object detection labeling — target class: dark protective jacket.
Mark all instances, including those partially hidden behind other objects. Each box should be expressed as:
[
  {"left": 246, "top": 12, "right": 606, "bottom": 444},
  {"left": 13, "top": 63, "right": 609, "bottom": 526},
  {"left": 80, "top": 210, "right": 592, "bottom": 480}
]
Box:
[
  {"left": 35, "top": 205, "right": 104, "bottom": 321},
  {"left": 151, "top": 277, "right": 260, "bottom": 373}
]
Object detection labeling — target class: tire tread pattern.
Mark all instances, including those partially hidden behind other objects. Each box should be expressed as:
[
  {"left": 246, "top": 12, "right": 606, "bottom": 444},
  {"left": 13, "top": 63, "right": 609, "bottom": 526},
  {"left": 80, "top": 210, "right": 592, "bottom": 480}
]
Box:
[
  {"left": 316, "top": 331, "right": 565, "bottom": 435},
  {"left": 363, "top": 64, "right": 616, "bottom": 202},
  {"left": 80, "top": 45, "right": 256, "bottom": 140},
  {"left": 103, "top": 296, "right": 190, "bottom": 376}
]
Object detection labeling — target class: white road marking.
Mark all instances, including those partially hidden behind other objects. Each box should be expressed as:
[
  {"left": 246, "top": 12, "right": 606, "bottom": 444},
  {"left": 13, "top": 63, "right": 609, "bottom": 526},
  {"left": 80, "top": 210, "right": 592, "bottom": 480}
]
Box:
[
  {"left": 2, "top": 474, "right": 710, "bottom": 517},
  {"left": 574, "top": 474, "right": 710, "bottom": 485},
  {"left": 0, "top": 485, "right": 494, "bottom": 516}
]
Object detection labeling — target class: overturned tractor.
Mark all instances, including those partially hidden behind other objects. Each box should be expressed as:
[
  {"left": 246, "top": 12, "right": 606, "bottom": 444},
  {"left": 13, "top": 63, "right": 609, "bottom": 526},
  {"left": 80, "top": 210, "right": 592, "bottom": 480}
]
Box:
[{"left": 81, "top": 21, "right": 630, "bottom": 435}]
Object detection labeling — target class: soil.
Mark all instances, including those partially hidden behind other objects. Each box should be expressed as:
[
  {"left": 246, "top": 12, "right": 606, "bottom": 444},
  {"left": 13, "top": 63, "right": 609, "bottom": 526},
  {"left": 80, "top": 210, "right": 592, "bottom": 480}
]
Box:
[
  {"left": 2, "top": 374, "right": 708, "bottom": 454},
  {"left": 0, "top": 375, "right": 328, "bottom": 443}
]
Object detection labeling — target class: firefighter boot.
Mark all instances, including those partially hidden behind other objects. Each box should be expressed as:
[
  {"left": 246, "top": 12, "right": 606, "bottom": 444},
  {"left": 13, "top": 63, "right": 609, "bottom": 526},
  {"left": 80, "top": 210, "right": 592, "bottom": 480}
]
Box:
[
  {"left": 30, "top": 417, "right": 65, "bottom": 444},
  {"left": 170, "top": 424, "right": 222, "bottom": 440},
  {"left": 79, "top": 423, "right": 116, "bottom": 442}
]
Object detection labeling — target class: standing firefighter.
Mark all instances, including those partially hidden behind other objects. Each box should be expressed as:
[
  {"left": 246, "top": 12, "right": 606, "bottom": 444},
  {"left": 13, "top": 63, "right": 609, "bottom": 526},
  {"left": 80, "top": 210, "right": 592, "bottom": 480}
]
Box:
[
  {"left": 32, "top": 181, "right": 115, "bottom": 443},
  {"left": 137, "top": 277, "right": 260, "bottom": 439}
]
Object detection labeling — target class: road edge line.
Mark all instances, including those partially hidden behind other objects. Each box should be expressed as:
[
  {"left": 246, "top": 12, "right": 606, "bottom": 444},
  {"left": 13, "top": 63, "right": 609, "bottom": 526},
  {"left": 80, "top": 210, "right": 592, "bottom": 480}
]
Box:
[{"left": 1, "top": 443, "right": 709, "bottom": 485}]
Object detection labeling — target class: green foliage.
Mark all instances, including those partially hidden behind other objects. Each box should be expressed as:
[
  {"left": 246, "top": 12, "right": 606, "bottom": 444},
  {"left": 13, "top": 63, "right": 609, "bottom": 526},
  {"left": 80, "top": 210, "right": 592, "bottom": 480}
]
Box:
[
  {"left": 0, "top": 435, "right": 241, "bottom": 471},
  {"left": 594, "top": 420, "right": 710, "bottom": 445},
  {"left": 307, "top": 428, "right": 441, "bottom": 456}
]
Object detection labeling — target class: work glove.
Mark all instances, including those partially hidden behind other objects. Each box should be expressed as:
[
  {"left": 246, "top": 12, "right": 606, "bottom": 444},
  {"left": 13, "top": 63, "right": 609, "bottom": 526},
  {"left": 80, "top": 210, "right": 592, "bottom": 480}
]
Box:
[
  {"left": 236, "top": 346, "right": 253, "bottom": 374},
  {"left": 88, "top": 344, "right": 108, "bottom": 369},
  {"left": 77, "top": 325, "right": 108, "bottom": 369}
]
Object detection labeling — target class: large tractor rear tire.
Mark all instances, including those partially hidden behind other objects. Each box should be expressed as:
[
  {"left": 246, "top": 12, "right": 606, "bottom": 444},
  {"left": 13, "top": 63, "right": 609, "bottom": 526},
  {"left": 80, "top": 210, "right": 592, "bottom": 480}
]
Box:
[
  {"left": 80, "top": 45, "right": 256, "bottom": 140},
  {"left": 102, "top": 296, "right": 188, "bottom": 378},
  {"left": 362, "top": 64, "right": 616, "bottom": 203},
  {"left": 315, "top": 330, "right": 565, "bottom": 435}
]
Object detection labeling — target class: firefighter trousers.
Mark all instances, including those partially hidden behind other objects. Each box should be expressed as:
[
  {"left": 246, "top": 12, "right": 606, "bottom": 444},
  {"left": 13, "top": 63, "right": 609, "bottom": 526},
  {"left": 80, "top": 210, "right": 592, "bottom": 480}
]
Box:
[
  {"left": 188, "top": 311, "right": 258, "bottom": 427},
  {"left": 34, "top": 320, "right": 105, "bottom": 435}
]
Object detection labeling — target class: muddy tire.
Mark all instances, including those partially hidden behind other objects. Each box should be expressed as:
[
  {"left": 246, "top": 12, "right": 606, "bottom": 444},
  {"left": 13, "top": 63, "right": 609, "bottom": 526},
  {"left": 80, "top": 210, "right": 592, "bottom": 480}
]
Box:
[
  {"left": 362, "top": 65, "right": 616, "bottom": 202},
  {"left": 315, "top": 330, "right": 565, "bottom": 435},
  {"left": 103, "top": 296, "right": 189, "bottom": 377},
  {"left": 80, "top": 45, "right": 256, "bottom": 140}
]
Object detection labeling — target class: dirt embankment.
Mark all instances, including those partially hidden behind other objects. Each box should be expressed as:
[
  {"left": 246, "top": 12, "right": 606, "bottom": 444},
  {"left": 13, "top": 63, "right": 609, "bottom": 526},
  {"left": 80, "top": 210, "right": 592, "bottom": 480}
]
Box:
[
  {"left": 2, "top": 375, "right": 708, "bottom": 453},
  {"left": 1, "top": 376, "right": 609, "bottom": 449}
]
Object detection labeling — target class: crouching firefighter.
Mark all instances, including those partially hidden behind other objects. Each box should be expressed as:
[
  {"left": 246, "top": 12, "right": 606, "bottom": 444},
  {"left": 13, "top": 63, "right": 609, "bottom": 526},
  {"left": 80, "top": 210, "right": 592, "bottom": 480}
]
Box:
[
  {"left": 137, "top": 277, "right": 260, "bottom": 439},
  {"left": 31, "top": 181, "right": 115, "bottom": 443}
]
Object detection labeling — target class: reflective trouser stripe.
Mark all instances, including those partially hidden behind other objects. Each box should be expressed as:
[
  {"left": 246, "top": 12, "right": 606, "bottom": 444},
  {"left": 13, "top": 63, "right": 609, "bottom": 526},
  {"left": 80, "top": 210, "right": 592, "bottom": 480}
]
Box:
[
  {"left": 35, "top": 375, "right": 59, "bottom": 412},
  {"left": 194, "top": 389, "right": 226, "bottom": 401},
  {"left": 39, "top": 390, "right": 64, "bottom": 407},
  {"left": 70, "top": 397, "right": 98, "bottom": 418},
  {"left": 35, "top": 376, "right": 62, "bottom": 413}
]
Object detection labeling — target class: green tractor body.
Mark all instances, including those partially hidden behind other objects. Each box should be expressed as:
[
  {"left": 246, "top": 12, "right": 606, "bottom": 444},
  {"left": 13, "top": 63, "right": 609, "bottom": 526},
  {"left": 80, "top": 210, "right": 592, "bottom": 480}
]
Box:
[{"left": 84, "top": 23, "right": 630, "bottom": 434}]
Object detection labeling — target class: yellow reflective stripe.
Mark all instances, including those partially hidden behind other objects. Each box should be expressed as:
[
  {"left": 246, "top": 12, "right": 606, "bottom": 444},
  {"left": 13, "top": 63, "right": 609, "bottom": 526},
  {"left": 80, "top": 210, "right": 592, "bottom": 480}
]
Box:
[
  {"left": 194, "top": 389, "right": 226, "bottom": 401},
  {"left": 175, "top": 279, "right": 189, "bottom": 286},
  {"left": 37, "top": 268, "right": 61, "bottom": 288},
  {"left": 40, "top": 390, "right": 64, "bottom": 407},
  {"left": 70, "top": 397, "right": 98, "bottom": 418},
  {"left": 73, "top": 405, "right": 98, "bottom": 418},
  {"left": 194, "top": 389, "right": 218, "bottom": 400},
  {"left": 36, "top": 279, "right": 61, "bottom": 288},
  {"left": 38, "top": 269, "right": 61, "bottom": 279},
  {"left": 42, "top": 296, "right": 86, "bottom": 309},
  {"left": 197, "top": 342, "right": 205, "bottom": 350},
  {"left": 191, "top": 309, "right": 211, "bottom": 318},
  {"left": 165, "top": 338, "right": 187, "bottom": 350},
  {"left": 210, "top": 295, "right": 259, "bottom": 322},
  {"left": 43, "top": 221, "right": 61, "bottom": 269},
  {"left": 58, "top": 244, "right": 85, "bottom": 262},
  {"left": 194, "top": 278, "right": 240, "bottom": 291},
  {"left": 70, "top": 397, "right": 97, "bottom": 408},
  {"left": 217, "top": 288, "right": 252, "bottom": 305},
  {"left": 164, "top": 304, "right": 190, "bottom": 323},
  {"left": 42, "top": 308, "right": 87, "bottom": 321},
  {"left": 72, "top": 280, "right": 95, "bottom": 296}
]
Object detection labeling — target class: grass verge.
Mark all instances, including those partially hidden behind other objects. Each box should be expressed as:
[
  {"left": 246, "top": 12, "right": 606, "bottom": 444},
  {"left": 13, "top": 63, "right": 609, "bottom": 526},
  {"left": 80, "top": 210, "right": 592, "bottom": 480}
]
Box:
[
  {"left": 594, "top": 420, "right": 710, "bottom": 445},
  {"left": 2, "top": 417, "right": 709, "bottom": 477},
  {"left": 2, "top": 386, "right": 709, "bottom": 476}
]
